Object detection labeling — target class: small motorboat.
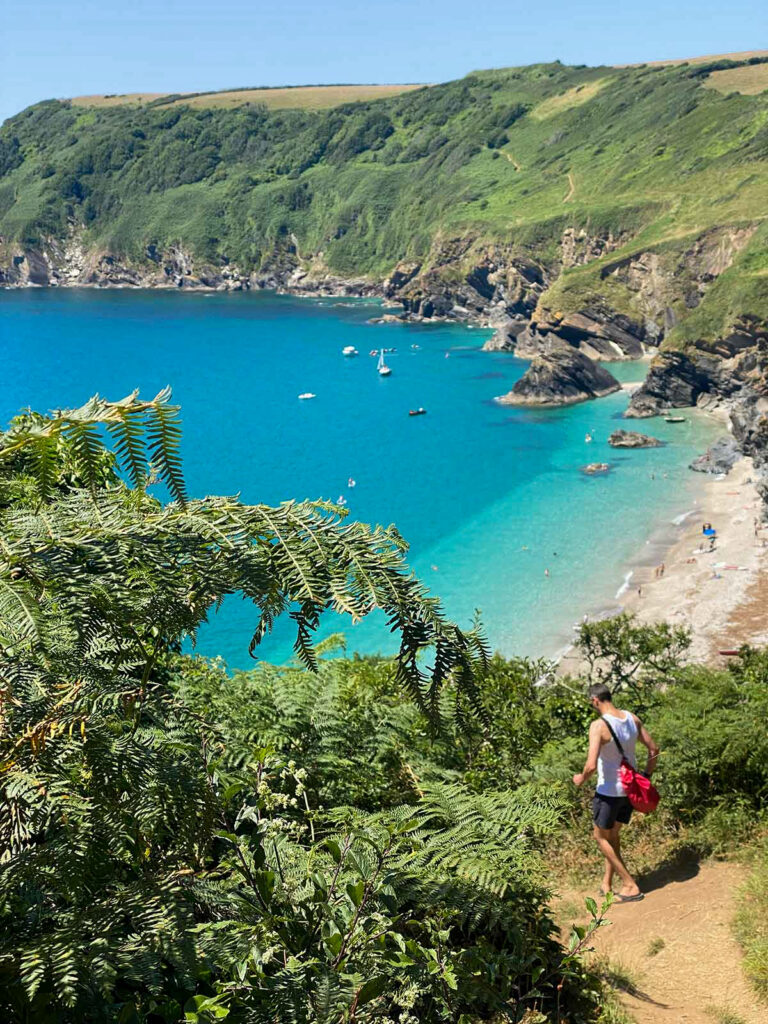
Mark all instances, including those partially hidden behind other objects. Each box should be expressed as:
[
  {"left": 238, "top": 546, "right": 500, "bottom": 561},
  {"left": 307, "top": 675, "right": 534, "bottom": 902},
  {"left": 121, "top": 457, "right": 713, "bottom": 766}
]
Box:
[
  {"left": 369, "top": 349, "right": 379, "bottom": 357},
  {"left": 342, "top": 346, "right": 358, "bottom": 357},
  {"left": 665, "top": 416, "right": 686, "bottom": 423},
  {"left": 298, "top": 392, "right": 316, "bottom": 400},
  {"left": 409, "top": 407, "right": 427, "bottom": 417},
  {"left": 377, "top": 350, "right": 392, "bottom": 376}
]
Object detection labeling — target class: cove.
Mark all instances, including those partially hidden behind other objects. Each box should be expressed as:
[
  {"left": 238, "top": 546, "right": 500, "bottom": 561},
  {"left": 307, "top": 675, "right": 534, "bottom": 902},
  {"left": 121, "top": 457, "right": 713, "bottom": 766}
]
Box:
[{"left": 0, "top": 288, "right": 720, "bottom": 666}]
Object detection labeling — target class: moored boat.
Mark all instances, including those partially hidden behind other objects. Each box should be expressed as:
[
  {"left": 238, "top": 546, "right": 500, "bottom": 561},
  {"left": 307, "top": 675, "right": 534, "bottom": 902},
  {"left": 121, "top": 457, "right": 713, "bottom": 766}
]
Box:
[{"left": 377, "top": 350, "right": 392, "bottom": 376}]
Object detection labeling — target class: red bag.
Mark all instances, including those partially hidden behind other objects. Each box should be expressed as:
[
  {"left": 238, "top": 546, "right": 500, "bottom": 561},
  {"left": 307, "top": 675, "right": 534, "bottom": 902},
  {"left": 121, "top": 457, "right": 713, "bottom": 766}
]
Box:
[{"left": 603, "top": 716, "right": 660, "bottom": 814}]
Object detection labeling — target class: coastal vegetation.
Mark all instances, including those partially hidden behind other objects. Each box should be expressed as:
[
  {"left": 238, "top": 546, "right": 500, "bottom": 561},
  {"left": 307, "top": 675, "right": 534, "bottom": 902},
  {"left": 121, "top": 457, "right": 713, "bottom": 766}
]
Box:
[
  {"left": 1, "top": 54, "right": 767, "bottom": 346},
  {"left": 1, "top": 393, "right": 767, "bottom": 1022}
]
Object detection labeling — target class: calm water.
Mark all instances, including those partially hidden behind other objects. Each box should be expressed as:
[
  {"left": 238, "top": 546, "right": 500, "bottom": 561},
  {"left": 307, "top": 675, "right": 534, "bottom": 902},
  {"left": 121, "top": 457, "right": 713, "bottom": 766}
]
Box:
[{"left": 1, "top": 288, "right": 720, "bottom": 666}]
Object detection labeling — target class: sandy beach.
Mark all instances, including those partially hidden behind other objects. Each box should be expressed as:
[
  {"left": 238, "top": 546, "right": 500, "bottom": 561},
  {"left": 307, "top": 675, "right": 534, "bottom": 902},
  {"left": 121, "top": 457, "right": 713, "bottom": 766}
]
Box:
[
  {"left": 620, "top": 456, "right": 768, "bottom": 661},
  {"left": 558, "top": 455, "right": 768, "bottom": 673}
]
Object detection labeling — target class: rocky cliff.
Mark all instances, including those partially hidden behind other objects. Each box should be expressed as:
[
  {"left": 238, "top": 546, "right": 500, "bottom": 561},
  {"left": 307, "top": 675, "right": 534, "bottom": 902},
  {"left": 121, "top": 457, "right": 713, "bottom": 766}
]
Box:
[{"left": 627, "top": 317, "right": 768, "bottom": 502}]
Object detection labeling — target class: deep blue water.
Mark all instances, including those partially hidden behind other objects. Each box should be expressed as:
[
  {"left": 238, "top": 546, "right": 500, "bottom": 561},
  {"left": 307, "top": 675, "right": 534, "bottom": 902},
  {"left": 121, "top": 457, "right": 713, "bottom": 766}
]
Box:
[{"left": 1, "top": 288, "right": 719, "bottom": 666}]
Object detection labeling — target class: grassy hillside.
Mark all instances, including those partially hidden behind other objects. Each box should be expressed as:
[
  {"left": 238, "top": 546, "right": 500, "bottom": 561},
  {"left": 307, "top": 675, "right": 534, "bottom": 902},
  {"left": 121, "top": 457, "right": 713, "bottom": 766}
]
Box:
[{"left": 2, "top": 55, "right": 767, "bottom": 340}]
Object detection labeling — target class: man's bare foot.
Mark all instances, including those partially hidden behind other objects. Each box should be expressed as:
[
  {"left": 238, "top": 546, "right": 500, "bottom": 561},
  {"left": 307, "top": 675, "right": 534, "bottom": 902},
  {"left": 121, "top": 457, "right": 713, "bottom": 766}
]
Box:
[{"left": 619, "top": 883, "right": 641, "bottom": 898}]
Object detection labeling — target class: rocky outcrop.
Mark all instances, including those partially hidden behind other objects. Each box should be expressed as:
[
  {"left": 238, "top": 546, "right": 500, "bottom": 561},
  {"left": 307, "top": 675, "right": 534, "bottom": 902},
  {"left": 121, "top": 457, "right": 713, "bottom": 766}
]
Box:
[
  {"left": 628, "top": 317, "right": 768, "bottom": 502},
  {"left": 608, "top": 430, "right": 664, "bottom": 448},
  {"left": 689, "top": 437, "right": 741, "bottom": 475},
  {"left": 531, "top": 306, "right": 651, "bottom": 360},
  {"left": 560, "top": 227, "right": 625, "bottom": 269},
  {"left": 601, "top": 225, "right": 758, "bottom": 327},
  {"left": 387, "top": 238, "right": 549, "bottom": 325},
  {"left": 481, "top": 316, "right": 528, "bottom": 352},
  {"left": 495, "top": 336, "right": 621, "bottom": 407}
]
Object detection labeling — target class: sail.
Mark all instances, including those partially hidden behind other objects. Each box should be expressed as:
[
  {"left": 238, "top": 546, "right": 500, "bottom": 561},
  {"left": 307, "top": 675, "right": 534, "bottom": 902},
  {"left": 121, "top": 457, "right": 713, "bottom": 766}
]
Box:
[{"left": 377, "top": 350, "right": 385, "bottom": 370}]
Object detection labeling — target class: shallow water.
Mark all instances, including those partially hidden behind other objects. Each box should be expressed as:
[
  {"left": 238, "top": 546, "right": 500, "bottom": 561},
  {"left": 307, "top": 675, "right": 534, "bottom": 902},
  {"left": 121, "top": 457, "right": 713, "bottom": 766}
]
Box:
[{"left": 0, "top": 288, "right": 720, "bottom": 666}]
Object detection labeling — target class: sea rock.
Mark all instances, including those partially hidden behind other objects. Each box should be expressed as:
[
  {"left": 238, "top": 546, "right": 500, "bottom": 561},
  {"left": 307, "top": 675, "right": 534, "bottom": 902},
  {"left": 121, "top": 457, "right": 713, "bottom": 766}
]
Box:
[
  {"left": 495, "top": 337, "right": 621, "bottom": 407},
  {"left": 608, "top": 430, "right": 664, "bottom": 448},
  {"left": 689, "top": 437, "right": 742, "bottom": 475}
]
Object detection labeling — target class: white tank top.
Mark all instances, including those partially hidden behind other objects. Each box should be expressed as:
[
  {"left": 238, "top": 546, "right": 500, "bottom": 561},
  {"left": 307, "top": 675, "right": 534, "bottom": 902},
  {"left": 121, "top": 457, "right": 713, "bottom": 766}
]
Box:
[{"left": 596, "top": 711, "right": 638, "bottom": 797}]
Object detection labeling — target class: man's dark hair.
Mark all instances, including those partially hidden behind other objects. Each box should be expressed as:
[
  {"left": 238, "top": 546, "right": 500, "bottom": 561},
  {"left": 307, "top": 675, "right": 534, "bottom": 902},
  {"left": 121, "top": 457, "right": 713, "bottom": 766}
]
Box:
[{"left": 588, "top": 683, "right": 612, "bottom": 703}]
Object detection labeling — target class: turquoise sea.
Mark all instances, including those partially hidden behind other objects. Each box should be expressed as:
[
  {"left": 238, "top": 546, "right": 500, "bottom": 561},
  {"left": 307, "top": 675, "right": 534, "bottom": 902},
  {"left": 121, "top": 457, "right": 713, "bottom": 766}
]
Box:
[{"left": 1, "top": 288, "right": 720, "bottom": 667}]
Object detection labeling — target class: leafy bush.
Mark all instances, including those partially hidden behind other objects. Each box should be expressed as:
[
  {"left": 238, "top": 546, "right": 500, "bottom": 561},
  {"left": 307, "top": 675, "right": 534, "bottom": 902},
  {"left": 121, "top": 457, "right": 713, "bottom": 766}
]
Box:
[{"left": 0, "top": 393, "right": 598, "bottom": 1023}]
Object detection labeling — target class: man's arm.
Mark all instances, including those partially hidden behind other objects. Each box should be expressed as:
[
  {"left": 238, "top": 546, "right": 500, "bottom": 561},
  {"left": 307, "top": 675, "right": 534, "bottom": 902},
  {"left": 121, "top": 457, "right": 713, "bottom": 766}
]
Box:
[
  {"left": 573, "top": 719, "right": 603, "bottom": 787},
  {"left": 634, "top": 715, "right": 660, "bottom": 777}
]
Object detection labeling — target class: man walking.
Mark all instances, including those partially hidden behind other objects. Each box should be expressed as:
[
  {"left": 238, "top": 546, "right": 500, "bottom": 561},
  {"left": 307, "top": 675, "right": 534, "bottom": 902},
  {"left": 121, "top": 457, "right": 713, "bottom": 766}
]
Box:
[{"left": 572, "top": 683, "right": 660, "bottom": 902}]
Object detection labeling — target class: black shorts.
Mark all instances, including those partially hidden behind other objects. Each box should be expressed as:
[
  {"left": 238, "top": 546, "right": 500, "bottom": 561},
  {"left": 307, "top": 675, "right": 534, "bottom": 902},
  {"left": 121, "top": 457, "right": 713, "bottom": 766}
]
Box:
[{"left": 593, "top": 793, "right": 633, "bottom": 829}]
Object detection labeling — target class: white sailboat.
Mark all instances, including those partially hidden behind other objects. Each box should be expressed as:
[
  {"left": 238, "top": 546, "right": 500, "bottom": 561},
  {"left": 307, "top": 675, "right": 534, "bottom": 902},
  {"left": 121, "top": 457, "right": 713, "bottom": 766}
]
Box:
[{"left": 377, "top": 349, "right": 392, "bottom": 376}]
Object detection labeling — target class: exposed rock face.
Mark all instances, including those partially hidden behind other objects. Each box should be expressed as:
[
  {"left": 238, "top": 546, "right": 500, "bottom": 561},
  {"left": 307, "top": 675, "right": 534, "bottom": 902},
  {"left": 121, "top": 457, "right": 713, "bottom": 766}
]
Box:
[
  {"left": 625, "top": 352, "right": 722, "bottom": 417},
  {"left": 531, "top": 307, "right": 650, "bottom": 360},
  {"left": 628, "top": 317, "right": 768, "bottom": 503},
  {"left": 689, "top": 437, "right": 741, "bottom": 474},
  {"left": 495, "top": 336, "right": 621, "bottom": 407},
  {"left": 560, "top": 227, "right": 625, "bottom": 269},
  {"left": 602, "top": 225, "right": 757, "bottom": 327},
  {"left": 608, "top": 430, "right": 664, "bottom": 448},
  {"left": 481, "top": 317, "right": 528, "bottom": 352}
]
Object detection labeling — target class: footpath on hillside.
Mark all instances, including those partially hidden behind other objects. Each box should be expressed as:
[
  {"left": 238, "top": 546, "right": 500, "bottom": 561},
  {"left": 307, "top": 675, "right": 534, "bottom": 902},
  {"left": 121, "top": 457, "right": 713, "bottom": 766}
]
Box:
[{"left": 560, "top": 860, "right": 762, "bottom": 1024}]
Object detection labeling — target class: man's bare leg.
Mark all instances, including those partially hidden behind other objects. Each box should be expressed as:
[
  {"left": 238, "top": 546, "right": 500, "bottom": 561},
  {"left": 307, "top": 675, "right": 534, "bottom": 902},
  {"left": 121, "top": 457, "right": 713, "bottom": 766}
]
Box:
[
  {"left": 601, "top": 823, "right": 622, "bottom": 892},
  {"left": 593, "top": 825, "right": 640, "bottom": 897}
]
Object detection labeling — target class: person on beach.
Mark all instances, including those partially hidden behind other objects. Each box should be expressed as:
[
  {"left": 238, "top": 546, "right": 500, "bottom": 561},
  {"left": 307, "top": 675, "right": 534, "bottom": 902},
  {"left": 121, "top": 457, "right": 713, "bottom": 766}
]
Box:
[{"left": 573, "top": 683, "right": 660, "bottom": 902}]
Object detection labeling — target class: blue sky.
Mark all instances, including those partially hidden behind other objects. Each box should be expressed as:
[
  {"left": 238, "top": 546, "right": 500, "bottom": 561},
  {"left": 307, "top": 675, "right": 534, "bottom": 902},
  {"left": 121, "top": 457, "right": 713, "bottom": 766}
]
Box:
[{"left": 2, "top": 0, "right": 765, "bottom": 122}]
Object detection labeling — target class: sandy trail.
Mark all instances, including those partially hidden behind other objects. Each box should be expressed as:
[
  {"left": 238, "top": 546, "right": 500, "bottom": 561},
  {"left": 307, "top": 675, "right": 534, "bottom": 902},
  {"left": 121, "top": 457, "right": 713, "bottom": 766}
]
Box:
[
  {"left": 560, "top": 860, "right": 761, "bottom": 1023},
  {"left": 564, "top": 171, "right": 576, "bottom": 202}
]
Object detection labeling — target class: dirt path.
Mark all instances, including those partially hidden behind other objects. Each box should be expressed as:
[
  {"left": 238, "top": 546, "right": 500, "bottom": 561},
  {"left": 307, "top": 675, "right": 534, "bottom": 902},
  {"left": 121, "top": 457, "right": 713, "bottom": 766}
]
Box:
[
  {"left": 561, "top": 861, "right": 761, "bottom": 1023},
  {"left": 503, "top": 150, "right": 521, "bottom": 171},
  {"left": 563, "top": 171, "right": 575, "bottom": 202}
]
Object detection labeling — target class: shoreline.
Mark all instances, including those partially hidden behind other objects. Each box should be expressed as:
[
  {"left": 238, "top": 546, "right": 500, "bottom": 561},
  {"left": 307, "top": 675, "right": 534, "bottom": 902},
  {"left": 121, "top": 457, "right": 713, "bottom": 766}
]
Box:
[
  {"left": 620, "top": 456, "right": 768, "bottom": 660},
  {"left": 559, "top": 455, "right": 768, "bottom": 673},
  {"left": 6, "top": 284, "right": 765, "bottom": 665}
]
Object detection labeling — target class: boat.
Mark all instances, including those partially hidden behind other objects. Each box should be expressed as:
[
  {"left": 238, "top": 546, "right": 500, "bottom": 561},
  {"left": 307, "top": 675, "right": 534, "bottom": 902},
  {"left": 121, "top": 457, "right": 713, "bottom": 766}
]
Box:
[
  {"left": 665, "top": 416, "right": 686, "bottom": 423},
  {"left": 409, "top": 407, "right": 427, "bottom": 417},
  {"left": 377, "top": 350, "right": 392, "bottom": 376},
  {"left": 582, "top": 462, "right": 610, "bottom": 475},
  {"left": 342, "top": 346, "right": 358, "bottom": 357},
  {"left": 298, "top": 392, "right": 316, "bottom": 400}
]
